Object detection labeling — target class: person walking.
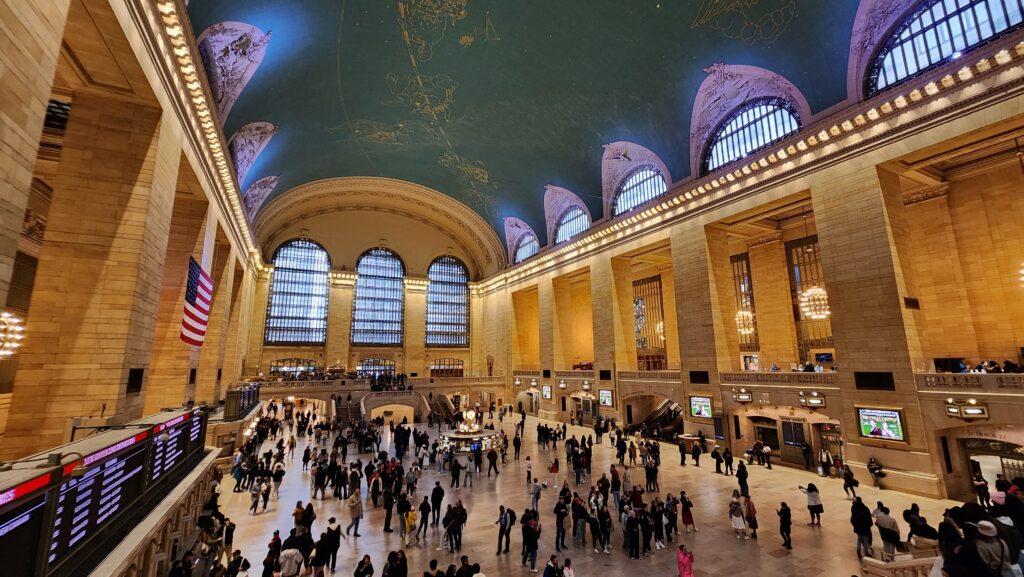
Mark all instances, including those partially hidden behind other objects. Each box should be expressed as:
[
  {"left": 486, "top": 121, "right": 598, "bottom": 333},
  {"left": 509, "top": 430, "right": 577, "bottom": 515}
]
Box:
[
  {"left": 522, "top": 517, "right": 542, "bottom": 573},
  {"left": 736, "top": 462, "right": 749, "bottom": 496},
  {"left": 431, "top": 482, "right": 444, "bottom": 527},
  {"left": 723, "top": 447, "right": 734, "bottom": 476},
  {"left": 676, "top": 544, "right": 695, "bottom": 577},
  {"left": 874, "top": 506, "right": 901, "bottom": 557},
  {"left": 514, "top": 434, "right": 522, "bottom": 461},
  {"left": 798, "top": 484, "right": 823, "bottom": 526},
  {"left": 729, "top": 491, "right": 748, "bottom": 539},
  {"left": 496, "top": 505, "right": 513, "bottom": 555},
  {"left": 346, "top": 489, "right": 363, "bottom": 537},
  {"left": 417, "top": 496, "right": 431, "bottom": 540},
  {"left": 850, "top": 497, "right": 874, "bottom": 559},
  {"left": 778, "top": 502, "right": 792, "bottom": 550},
  {"left": 487, "top": 448, "right": 500, "bottom": 477},
  {"left": 843, "top": 466, "right": 859, "bottom": 500},
  {"left": 743, "top": 493, "right": 759, "bottom": 539}
]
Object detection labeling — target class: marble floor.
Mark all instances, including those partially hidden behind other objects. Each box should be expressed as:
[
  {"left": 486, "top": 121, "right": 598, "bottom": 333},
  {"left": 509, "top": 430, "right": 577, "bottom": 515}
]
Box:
[{"left": 216, "top": 415, "right": 959, "bottom": 577}]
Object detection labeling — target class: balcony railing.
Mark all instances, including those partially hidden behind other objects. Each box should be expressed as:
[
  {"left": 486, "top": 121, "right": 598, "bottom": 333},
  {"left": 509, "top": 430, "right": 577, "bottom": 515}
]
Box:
[
  {"left": 254, "top": 375, "right": 506, "bottom": 394},
  {"left": 719, "top": 371, "right": 835, "bottom": 386},
  {"left": 554, "top": 370, "right": 596, "bottom": 379},
  {"left": 617, "top": 370, "right": 681, "bottom": 382},
  {"left": 512, "top": 369, "right": 541, "bottom": 377},
  {"left": 916, "top": 372, "right": 1024, "bottom": 391}
]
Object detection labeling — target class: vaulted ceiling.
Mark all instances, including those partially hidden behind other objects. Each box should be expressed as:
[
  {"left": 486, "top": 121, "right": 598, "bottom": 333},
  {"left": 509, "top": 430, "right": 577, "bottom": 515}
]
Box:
[{"left": 186, "top": 0, "right": 863, "bottom": 243}]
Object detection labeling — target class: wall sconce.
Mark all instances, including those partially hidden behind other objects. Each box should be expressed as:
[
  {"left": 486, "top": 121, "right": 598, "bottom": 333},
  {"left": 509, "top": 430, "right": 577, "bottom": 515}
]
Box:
[
  {"left": 530, "top": 378, "right": 537, "bottom": 387},
  {"left": 732, "top": 388, "right": 753, "bottom": 404},
  {"left": 514, "top": 377, "right": 522, "bottom": 386},
  {"left": 945, "top": 397, "right": 988, "bottom": 420},
  {"left": 558, "top": 380, "right": 567, "bottom": 390},
  {"left": 581, "top": 381, "right": 591, "bottom": 392},
  {"left": 799, "top": 390, "right": 826, "bottom": 409}
]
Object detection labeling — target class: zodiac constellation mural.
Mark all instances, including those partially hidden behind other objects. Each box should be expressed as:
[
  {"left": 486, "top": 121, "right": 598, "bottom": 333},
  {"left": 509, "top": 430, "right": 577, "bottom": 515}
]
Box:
[
  {"left": 243, "top": 175, "right": 279, "bottom": 217},
  {"left": 691, "top": 0, "right": 796, "bottom": 46},
  {"left": 229, "top": 122, "right": 278, "bottom": 186},
  {"left": 344, "top": 119, "right": 434, "bottom": 146},
  {"left": 198, "top": 21, "right": 272, "bottom": 122},
  {"left": 399, "top": 0, "right": 469, "bottom": 62},
  {"left": 385, "top": 73, "right": 459, "bottom": 122}
]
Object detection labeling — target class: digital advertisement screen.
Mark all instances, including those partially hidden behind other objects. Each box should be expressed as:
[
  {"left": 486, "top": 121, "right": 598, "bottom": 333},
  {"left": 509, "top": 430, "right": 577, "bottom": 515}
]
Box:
[
  {"left": 689, "top": 396, "right": 712, "bottom": 418},
  {"left": 598, "top": 389, "right": 613, "bottom": 407},
  {"left": 857, "top": 408, "right": 906, "bottom": 442},
  {"left": 541, "top": 385, "right": 552, "bottom": 399}
]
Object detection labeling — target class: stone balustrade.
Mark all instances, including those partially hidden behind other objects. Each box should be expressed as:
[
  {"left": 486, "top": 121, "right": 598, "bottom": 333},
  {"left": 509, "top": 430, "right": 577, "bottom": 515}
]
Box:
[
  {"left": 512, "top": 369, "right": 541, "bottom": 377},
  {"left": 617, "top": 370, "right": 682, "bottom": 382},
  {"left": 554, "top": 370, "right": 596, "bottom": 379},
  {"left": 256, "top": 375, "right": 506, "bottom": 396},
  {"left": 719, "top": 371, "right": 836, "bottom": 386},
  {"left": 860, "top": 556, "right": 940, "bottom": 577},
  {"left": 915, "top": 372, "right": 1024, "bottom": 391}
]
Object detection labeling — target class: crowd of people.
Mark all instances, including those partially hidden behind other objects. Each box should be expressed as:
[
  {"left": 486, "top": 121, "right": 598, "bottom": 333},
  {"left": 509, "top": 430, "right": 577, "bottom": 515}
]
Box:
[{"left": 168, "top": 397, "right": 1024, "bottom": 577}]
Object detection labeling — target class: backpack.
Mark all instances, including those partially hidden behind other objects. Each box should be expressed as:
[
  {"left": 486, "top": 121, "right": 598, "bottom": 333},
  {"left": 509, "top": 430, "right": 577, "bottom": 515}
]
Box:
[{"left": 729, "top": 501, "right": 742, "bottom": 517}]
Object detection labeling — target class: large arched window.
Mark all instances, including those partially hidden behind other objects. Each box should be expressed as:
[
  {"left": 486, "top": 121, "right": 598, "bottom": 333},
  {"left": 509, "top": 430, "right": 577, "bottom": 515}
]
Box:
[
  {"left": 514, "top": 234, "right": 539, "bottom": 264},
  {"left": 426, "top": 255, "right": 470, "bottom": 347},
  {"left": 351, "top": 247, "right": 405, "bottom": 346},
  {"left": 868, "top": 0, "right": 1024, "bottom": 96},
  {"left": 703, "top": 97, "right": 800, "bottom": 174},
  {"left": 554, "top": 206, "right": 590, "bottom": 243},
  {"left": 612, "top": 167, "right": 668, "bottom": 216},
  {"left": 264, "top": 239, "right": 330, "bottom": 344}
]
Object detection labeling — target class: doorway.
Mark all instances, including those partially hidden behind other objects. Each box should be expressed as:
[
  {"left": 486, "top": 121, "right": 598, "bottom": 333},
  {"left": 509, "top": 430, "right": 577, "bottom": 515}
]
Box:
[
  {"left": 626, "top": 404, "right": 634, "bottom": 425},
  {"left": 963, "top": 439, "right": 1024, "bottom": 486}
]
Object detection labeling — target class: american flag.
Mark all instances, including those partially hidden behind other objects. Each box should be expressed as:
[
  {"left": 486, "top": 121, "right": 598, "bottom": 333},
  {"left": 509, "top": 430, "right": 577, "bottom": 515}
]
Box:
[{"left": 180, "top": 257, "right": 213, "bottom": 347}]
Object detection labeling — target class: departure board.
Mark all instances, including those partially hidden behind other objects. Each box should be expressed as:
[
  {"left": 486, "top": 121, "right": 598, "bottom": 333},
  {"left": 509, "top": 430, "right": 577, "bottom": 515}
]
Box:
[
  {"left": 48, "top": 433, "right": 148, "bottom": 567},
  {"left": 188, "top": 409, "right": 205, "bottom": 452},
  {"left": 149, "top": 413, "right": 192, "bottom": 485},
  {"left": 0, "top": 475, "right": 50, "bottom": 577}
]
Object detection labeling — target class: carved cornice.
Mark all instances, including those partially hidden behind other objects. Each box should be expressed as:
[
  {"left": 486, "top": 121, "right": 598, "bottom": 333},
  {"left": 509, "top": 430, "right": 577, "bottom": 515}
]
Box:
[
  {"left": 745, "top": 231, "right": 783, "bottom": 249},
  {"left": 903, "top": 183, "right": 950, "bottom": 206}
]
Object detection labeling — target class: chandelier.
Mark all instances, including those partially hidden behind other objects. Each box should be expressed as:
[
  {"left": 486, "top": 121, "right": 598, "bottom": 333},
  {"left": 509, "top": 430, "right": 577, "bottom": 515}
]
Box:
[
  {"left": 0, "top": 311, "right": 24, "bottom": 356},
  {"left": 799, "top": 286, "right": 831, "bottom": 320},
  {"left": 735, "top": 310, "right": 755, "bottom": 335}
]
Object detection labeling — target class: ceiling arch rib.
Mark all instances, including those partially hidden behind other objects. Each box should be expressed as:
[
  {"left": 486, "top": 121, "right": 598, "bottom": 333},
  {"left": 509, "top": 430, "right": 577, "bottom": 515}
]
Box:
[{"left": 254, "top": 177, "right": 506, "bottom": 279}]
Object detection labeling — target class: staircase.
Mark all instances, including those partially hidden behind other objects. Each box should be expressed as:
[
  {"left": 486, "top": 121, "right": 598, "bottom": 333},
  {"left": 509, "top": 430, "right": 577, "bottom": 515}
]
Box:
[
  {"left": 429, "top": 394, "right": 454, "bottom": 419},
  {"left": 334, "top": 397, "right": 363, "bottom": 424}
]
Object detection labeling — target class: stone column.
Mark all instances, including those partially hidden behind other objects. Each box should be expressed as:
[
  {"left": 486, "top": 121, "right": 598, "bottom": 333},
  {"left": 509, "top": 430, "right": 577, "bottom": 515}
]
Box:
[
  {"left": 0, "top": 0, "right": 70, "bottom": 306},
  {"left": 810, "top": 165, "right": 937, "bottom": 495},
  {"left": 591, "top": 256, "right": 636, "bottom": 374},
  {"left": 747, "top": 233, "right": 800, "bottom": 369},
  {"left": 195, "top": 244, "right": 237, "bottom": 404},
  {"left": 325, "top": 273, "right": 355, "bottom": 370},
  {"left": 243, "top": 270, "right": 271, "bottom": 376},
  {"left": 551, "top": 277, "right": 573, "bottom": 371},
  {"left": 403, "top": 277, "right": 427, "bottom": 375},
  {"left": 1, "top": 91, "right": 180, "bottom": 458},
  {"left": 143, "top": 197, "right": 209, "bottom": 414},
  {"left": 537, "top": 277, "right": 557, "bottom": 417},
  {"left": 220, "top": 263, "right": 252, "bottom": 387}
]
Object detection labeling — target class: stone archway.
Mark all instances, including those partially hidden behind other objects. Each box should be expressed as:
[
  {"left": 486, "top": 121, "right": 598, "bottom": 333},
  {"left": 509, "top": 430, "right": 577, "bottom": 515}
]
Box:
[{"left": 935, "top": 424, "right": 1024, "bottom": 500}]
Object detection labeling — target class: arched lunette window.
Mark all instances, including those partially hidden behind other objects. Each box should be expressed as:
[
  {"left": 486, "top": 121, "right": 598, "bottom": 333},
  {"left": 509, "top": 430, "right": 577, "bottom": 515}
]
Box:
[
  {"left": 351, "top": 247, "right": 405, "bottom": 346},
  {"left": 868, "top": 0, "right": 1024, "bottom": 96},
  {"left": 264, "top": 239, "right": 330, "bottom": 344},
  {"left": 703, "top": 97, "right": 800, "bottom": 174},
  {"left": 554, "top": 206, "right": 590, "bottom": 244},
  {"left": 612, "top": 167, "right": 667, "bottom": 216},
  {"left": 426, "top": 255, "right": 469, "bottom": 347},
  {"left": 514, "top": 234, "right": 539, "bottom": 264}
]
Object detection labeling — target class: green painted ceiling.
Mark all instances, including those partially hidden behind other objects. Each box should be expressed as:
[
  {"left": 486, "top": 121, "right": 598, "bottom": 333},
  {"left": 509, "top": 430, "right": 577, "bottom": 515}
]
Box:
[{"left": 186, "top": 0, "right": 863, "bottom": 241}]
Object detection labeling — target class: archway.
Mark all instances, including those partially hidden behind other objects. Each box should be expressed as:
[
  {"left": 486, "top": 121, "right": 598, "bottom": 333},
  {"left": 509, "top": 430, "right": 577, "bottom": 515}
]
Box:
[
  {"left": 936, "top": 424, "right": 1024, "bottom": 500},
  {"left": 516, "top": 388, "right": 540, "bottom": 415}
]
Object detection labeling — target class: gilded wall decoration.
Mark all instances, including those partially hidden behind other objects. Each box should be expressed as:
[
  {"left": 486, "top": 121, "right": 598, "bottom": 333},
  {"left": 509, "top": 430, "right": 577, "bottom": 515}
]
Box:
[
  {"left": 399, "top": 0, "right": 469, "bottom": 62},
  {"left": 244, "top": 175, "right": 280, "bottom": 217},
  {"left": 229, "top": 122, "right": 278, "bottom": 185},
  {"left": 691, "top": 0, "right": 796, "bottom": 46},
  {"left": 198, "top": 21, "right": 272, "bottom": 122}
]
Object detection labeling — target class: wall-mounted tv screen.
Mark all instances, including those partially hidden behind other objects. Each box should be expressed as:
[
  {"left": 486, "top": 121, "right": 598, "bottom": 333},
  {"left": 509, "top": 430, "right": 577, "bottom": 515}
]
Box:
[
  {"left": 598, "top": 389, "right": 613, "bottom": 407},
  {"left": 856, "top": 407, "right": 906, "bottom": 442},
  {"left": 689, "top": 396, "right": 712, "bottom": 418}
]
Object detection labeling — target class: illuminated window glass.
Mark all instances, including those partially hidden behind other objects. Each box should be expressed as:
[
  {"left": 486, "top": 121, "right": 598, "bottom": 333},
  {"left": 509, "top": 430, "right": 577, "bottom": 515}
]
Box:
[
  {"left": 426, "top": 256, "right": 469, "bottom": 347},
  {"left": 356, "top": 358, "right": 396, "bottom": 377},
  {"left": 264, "top": 239, "right": 330, "bottom": 344},
  {"left": 269, "top": 358, "right": 318, "bottom": 374},
  {"left": 612, "top": 167, "right": 667, "bottom": 216},
  {"left": 514, "top": 234, "right": 539, "bottom": 264},
  {"left": 430, "top": 358, "right": 465, "bottom": 377},
  {"left": 731, "top": 253, "right": 759, "bottom": 351},
  {"left": 868, "top": 0, "right": 1024, "bottom": 96},
  {"left": 554, "top": 206, "right": 590, "bottom": 244},
  {"left": 351, "top": 248, "right": 405, "bottom": 346},
  {"left": 704, "top": 97, "right": 800, "bottom": 174}
]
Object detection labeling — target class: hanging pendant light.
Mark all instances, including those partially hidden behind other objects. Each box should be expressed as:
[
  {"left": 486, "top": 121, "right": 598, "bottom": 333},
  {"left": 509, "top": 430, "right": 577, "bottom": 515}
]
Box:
[
  {"left": 735, "top": 310, "right": 756, "bottom": 335},
  {"left": 0, "top": 311, "right": 25, "bottom": 356},
  {"left": 799, "top": 286, "right": 831, "bottom": 320}
]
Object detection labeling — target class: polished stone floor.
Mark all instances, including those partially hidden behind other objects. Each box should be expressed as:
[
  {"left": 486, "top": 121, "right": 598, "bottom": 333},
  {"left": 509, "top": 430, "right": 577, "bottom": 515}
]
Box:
[{"left": 216, "top": 415, "right": 958, "bottom": 577}]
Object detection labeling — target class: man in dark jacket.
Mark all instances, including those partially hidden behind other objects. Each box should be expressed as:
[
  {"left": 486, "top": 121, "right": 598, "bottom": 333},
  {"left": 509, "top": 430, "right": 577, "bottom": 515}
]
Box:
[
  {"left": 850, "top": 497, "right": 874, "bottom": 559},
  {"left": 431, "top": 481, "right": 445, "bottom": 526}
]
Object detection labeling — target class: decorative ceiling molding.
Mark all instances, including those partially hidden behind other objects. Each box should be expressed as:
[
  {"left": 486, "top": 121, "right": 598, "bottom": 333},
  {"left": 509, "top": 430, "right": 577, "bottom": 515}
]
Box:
[
  {"left": 847, "top": 0, "right": 918, "bottom": 102},
  {"left": 689, "top": 63, "right": 813, "bottom": 177},
  {"left": 229, "top": 122, "right": 278, "bottom": 186},
  {"left": 244, "top": 175, "right": 280, "bottom": 217},
  {"left": 543, "top": 185, "right": 591, "bottom": 247},
  {"left": 745, "top": 231, "right": 783, "bottom": 249},
  {"left": 197, "top": 21, "right": 271, "bottom": 123},
  {"left": 254, "top": 177, "right": 505, "bottom": 278},
  {"left": 503, "top": 217, "right": 537, "bottom": 263},
  {"left": 601, "top": 141, "right": 672, "bottom": 217},
  {"left": 903, "top": 183, "right": 951, "bottom": 206}
]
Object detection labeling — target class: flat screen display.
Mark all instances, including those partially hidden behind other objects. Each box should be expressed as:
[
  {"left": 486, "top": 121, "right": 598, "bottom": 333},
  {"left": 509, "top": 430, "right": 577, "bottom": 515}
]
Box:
[
  {"left": 149, "top": 413, "right": 193, "bottom": 485},
  {"left": 49, "top": 433, "right": 148, "bottom": 567},
  {"left": 0, "top": 492, "right": 47, "bottom": 577},
  {"left": 598, "top": 389, "right": 613, "bottom": 407},
  {"left": 541, "top": 385, "right": 552, "bottom": 400},
  {"left": 689, "top": 396, "right": 712, "bottom": 418},
  {"left": 857, "top": 407, "right": 906, "bottom": 442},
  {"left": 815, "top": 352, "right": 834, "bottom": 363}
]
